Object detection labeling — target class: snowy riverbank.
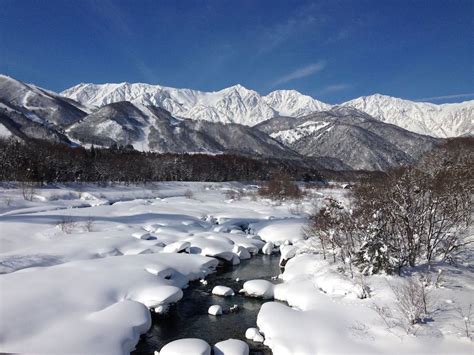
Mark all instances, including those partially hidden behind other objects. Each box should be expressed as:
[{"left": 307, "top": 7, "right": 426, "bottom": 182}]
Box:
[{"left": 0, "top": 182, "right": 472, "bottom": 354}]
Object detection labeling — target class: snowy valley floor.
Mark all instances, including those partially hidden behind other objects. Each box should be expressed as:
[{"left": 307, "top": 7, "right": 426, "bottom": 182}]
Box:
[{"left": 0, "top": 182, "right": 472, "bottom": 354}]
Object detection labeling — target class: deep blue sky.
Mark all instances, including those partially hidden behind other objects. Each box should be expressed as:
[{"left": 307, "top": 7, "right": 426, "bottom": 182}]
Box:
[{"left": 1, "top": 0, "right": 473, "bottom": 104}]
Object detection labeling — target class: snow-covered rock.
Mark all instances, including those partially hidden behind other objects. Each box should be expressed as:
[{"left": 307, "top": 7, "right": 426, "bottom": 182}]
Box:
[
  {"left": 163, "top": 241, "right": 190, "bottom": 253},
  {"left": 250, "top": 219, "right": 306, "bottom": 244},
  {"left": 245, "top": 327, "right": 265, "bottom": 343},
  {"left": 241, "top": 280, "right": 274, "bottom": 299},
  {"left": 262, "top": 241, "right": 275, "bottom": 255},
  {"left": 233, "top": 245, "right": 251, "bottom": 260},
  {"left": 279, "top": 245, "right": 297, "bottom": 267},
  {"left": 212, "top": 285, "right": 235, "bottom": 297},
  {"left": 159, "top": 338, "right": 211, "bottom": 355},
  {"left": 213, "top": 339, "right": 249, "bottom": 355},
  {"left": 132, "top": 231, "right": 153, "bottom": 240},
  {"left": 208, "top": 305, "right": 223, "bottom": 316},
  {"left": 245, "top": 327, "right": 260, "bottom": 340}
]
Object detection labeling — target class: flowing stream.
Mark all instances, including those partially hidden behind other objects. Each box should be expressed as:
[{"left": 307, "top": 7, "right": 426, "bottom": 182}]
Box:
[{"left": 133, "top": 255, "right": 281, "bottom": 354}]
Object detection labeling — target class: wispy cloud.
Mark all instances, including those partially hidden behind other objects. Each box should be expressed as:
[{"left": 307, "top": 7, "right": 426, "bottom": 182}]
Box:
[
  {"left": 321, "top": 83, "right": 352, "bottom": 93},
  {"left": 271, "top": 61, "right": 326, "bottom": 87},
  {"left": 416, "top": 93, "right": 474, "bottom": 102},
  {"left": 86, "top": 0, "right": 133, "bottom": 37},
  {"left": 257, "top": 3, "right": 325, "bottom": 55}
]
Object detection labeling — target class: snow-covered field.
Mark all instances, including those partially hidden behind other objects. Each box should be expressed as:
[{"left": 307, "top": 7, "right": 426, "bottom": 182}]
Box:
[{"left": 0, "top": 182, "right": 472, "bottom": 354}]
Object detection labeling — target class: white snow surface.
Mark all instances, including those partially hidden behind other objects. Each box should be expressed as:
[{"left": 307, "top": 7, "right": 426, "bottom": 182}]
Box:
[
  {"left": 257, "top": 252, "right": 474, "bottom": 354},
  {"left": 271, "top": 121, "right": 332, "bottom": 144},
  {"left": 159, "top": 338, "right": 211, "bottom": 355},
  {"left": 0, "top": 182, "right": 472, "bottom": 354},
  {"left": 250, "top": 218, "right": 306, "bottom": 244},
  {"left": 213, "top": 339, "right": 249, "bottom": 355},
  {"left": 0, "top": 182, "right": 309, "bottom": 354}
]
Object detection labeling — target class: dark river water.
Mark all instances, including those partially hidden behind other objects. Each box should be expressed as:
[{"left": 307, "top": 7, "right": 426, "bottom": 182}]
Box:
[{"left": 133, "top": 255, "right": 281, "bottom": 354}]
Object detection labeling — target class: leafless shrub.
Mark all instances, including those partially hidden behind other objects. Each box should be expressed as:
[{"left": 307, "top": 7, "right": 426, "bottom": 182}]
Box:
[
  {"left": 373, "top": 303, "right": 400, "bottom": 330},
  {"left": 75, "top": 184, "right": 85, "bottom": 199},
  {"left": 454, "top": 304, "right": 473, "bottom": 339},
  {"left": 432, "top": 269, "right": 444, "bottom": 288},
  {"left": 224, "top": 189, "right": 242, "bottom": 201},
  {"left": 184, "top": 189, "right": 194, "bottom": 199},
  {"left": 3, "top": 196, "right": 12, "bottom": 207},
  {"left": 20, "top": 182, "right": 37, "bottom": 201},
  {"left": 357, "top": 275, "right": 371, "bottom": 299},
  {"left": 259, "top": 171, "right": 303, "bottom": 200},
  {"left": 57, "top": 215, "right": 77, "bottom": 234},
  {"left": 288, "top": 200, "right": 303, "bottom": 215},
  {"left": 390, "top": 277, "right": 432, "bottom": 328},
  {"left": 83, "top": 216, "right": 95, "bottom": 232}
]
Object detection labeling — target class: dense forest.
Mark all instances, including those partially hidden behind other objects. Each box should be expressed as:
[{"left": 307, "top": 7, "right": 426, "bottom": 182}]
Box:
[{"left": 0, "top": 138, "right": 328, "bottom": 183}]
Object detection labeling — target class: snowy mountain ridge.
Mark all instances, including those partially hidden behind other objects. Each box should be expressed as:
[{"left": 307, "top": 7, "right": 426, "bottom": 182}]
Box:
[
  {"left": 61, "top": 81, "right": 473, "bottom": 138},
  {"left": 61, "top": 82, "right": 328, "bottom": 127},
  {"left": 340, "top": 94, "right": 474, "bottom": 138}
]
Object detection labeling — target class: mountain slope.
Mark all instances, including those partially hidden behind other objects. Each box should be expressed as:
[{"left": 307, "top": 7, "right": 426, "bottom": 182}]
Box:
[
  {"left": 256, "top": 107, "right": 440, "bottom": 171},
  {"left": 341, "top": 94, "right": 474, "bottom": 138},
  {"left": 67, "top": 102, "right": 301, "bottom": 159},
  {"left": 0, "top": 75, "right": 87, "bottom": 128}
]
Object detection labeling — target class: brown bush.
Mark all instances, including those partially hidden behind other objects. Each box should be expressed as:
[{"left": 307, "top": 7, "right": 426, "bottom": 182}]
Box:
[{"left": 258, "top": 171, "right": 302, "bottom": 200}]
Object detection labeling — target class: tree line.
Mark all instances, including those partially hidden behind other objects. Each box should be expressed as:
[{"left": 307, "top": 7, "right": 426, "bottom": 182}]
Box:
[{"left": 0, "top": 138, "right": 325, "bottom": 183}]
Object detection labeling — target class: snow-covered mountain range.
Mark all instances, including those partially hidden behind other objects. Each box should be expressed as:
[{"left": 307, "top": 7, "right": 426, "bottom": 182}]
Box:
[
  {"left": 0, "top": 74, "right": 471, "bottom": 171},
  {"left": 62, "top": 82, "right": 473, "bottom": 138}
]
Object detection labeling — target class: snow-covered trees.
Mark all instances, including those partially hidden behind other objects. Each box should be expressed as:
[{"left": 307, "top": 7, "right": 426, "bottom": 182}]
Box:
[{"left": 306, "top": 138, "right": 473, "bottom": 275}]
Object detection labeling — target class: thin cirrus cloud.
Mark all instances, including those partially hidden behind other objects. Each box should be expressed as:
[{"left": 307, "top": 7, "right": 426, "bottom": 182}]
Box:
[
  {"left": 271, "top": 61, "right": 326, "bottom": 87},
  {"left": 256, "top": 3, "right": 323, "bottom": 55},
  {"left": 416, "top": 93, "right": 474, "bottom": 102},
  {"left": 321, "top": 83, "right": 352, "bottom": 93}
]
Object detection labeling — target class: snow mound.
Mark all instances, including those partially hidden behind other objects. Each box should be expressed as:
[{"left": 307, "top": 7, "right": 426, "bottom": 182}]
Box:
[
  {"left": 163, "top": 241, "right": 190, "bottom": 253},
  {"left": 262, "top": 241, "right": 275, "bottom": 255},
  {"left": 279, "top": 245, "right": 297, "bottom": 266},
  {"left": 245, "top": 327, "right": 264, "bottom": 342},
  {"left": 131, "top": 285, "right": 183, "bottom": 309},
  {"left": 159, "top": 338, "right": 211, "bottom": 355},
  {"left": 208, "top": 305, "right": 223, "bottom": 316},
  {"left": 212, "top": 285, "right": 235, "bottom": 296},
  {"left": 233, "top": 245, "right": 251, "bottom": 260},
  {"left": 132, "top": 231, "right": 153, "bottom": 240},
  {"left": 250, "top": 218, "right": 305, "bottom": 243},
  {"left": 241, "top": 280, "right": 274, "bottom": 299},
  {"left": 213, "top": 339, "right": 249, "bottom": 355}
]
